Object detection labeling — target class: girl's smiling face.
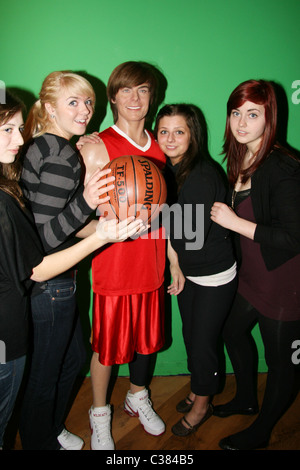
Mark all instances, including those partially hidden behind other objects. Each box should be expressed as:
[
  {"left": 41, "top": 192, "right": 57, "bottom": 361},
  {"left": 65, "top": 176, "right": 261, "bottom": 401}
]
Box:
[
  {"left": 45, "top": 88, "right": 94, "bottom": 140},
  {"left": 157, "top": 115, "right": 191, "bottom": 165}
]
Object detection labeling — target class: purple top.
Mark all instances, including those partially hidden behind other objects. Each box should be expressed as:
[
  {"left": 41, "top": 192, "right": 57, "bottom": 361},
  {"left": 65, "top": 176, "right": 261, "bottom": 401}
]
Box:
[{"left": 236, "top": 193, "right": 300, "bottom": 321}]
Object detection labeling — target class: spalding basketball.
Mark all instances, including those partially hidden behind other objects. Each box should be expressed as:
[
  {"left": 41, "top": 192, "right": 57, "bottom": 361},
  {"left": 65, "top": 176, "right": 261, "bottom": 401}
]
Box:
[{"left": 98, "top": 155, "right": 167, "bottom": 224}]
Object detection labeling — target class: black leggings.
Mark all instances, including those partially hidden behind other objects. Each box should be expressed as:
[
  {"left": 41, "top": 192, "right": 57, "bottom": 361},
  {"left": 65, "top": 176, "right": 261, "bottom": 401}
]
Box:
[
  {"left": 222, "top": 292, "right": 300, "bottom": 438},
  {"left": 177, "top": 276, "right": 237, "bottom": 396},
  {"left": 129, "top": 353, "right": 151, "bottom": 387}
]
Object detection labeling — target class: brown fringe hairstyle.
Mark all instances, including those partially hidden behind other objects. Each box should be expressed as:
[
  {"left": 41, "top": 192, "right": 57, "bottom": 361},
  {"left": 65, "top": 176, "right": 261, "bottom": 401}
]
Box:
[{"left": 107, "top": 61, "right": 158, "bottom": 123}]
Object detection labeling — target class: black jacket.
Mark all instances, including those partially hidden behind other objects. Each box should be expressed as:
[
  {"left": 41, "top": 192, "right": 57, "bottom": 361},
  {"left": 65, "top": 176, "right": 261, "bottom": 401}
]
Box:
[
  {"left": 236, "top": 149, "right": 300, "bottom": 270},
  {"left": 166, "top": 158, "right": 235, "bottom": 276}
]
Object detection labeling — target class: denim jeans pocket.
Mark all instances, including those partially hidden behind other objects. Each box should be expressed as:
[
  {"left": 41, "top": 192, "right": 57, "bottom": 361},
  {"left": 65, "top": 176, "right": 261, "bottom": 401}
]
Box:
[{"left": 45, "top": 280, "right": 76, "bottom": 302}]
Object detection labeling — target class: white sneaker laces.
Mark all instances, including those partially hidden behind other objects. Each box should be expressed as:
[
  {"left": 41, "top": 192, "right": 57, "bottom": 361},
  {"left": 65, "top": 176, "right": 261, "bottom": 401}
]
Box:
[
  {"left": 94, "top": 421, "right": 110, "bottom": 443},
  {"left": 138, "top": 398, "right": 158, "bottom": 422}
]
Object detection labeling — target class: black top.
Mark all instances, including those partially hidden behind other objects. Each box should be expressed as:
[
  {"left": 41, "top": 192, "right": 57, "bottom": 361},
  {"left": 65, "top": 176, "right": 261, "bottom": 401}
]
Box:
[
  {"left": 166, "top": 158, "right": 235, "bottom": 276},
  {"left": 0, "top": 190, "right": 44, "bottom": 361}
]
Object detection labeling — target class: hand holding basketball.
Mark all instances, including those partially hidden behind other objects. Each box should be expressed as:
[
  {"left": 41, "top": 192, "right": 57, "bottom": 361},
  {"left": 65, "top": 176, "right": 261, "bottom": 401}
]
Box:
[
  {"left": 97, "top": 155, "right": 167, "bottom": 224},
  {"left": 83, "top": 168, "right": 115, "bottom": 208},
  {"left": 96, "top": 216, "right": 144, "bottom": 243}
]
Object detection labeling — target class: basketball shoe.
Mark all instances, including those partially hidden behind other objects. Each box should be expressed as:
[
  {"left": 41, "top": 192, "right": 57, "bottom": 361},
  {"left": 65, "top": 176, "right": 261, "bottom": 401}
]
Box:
[
  {"left": 124, "top": 388, "right": 165, "bottom": 436},
  {"left": 57, "top": 428, "right": 84, "bottom": 450},
  {"left": 89, "top": 405, "right": 115, "bottom": 450}
]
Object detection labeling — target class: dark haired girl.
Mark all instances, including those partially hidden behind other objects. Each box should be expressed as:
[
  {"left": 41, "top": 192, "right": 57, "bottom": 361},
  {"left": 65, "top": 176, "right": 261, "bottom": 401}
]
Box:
[{"left": 156, "top": 104, "right": 237, "bottom": 436}]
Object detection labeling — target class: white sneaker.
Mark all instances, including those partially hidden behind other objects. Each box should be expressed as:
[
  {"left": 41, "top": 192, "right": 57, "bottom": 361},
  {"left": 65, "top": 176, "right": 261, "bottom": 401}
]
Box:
[
  {"left": 89, "top": 405, "right": 115, "bottom": 450},
  {"left": 57, "top": 428, "right": 84, "bottom": 450},
  {"left": 124, "top": 389, "right": 165, "bottom": 436}
]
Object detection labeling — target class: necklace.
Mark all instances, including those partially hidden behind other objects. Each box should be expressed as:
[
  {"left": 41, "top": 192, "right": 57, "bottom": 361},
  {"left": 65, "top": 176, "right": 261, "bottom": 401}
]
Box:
[
  {"left": 232, "top": 152, "right": 254, "bottom": 209},
  {"left": 231, "top": 177, "right": 241, "bottom": 209},
  {"left": 232, "top": 183, "right": 252, "bottom": 209},
  {"left": 231, "top": 189, "right": 237, "bottom": 209}
]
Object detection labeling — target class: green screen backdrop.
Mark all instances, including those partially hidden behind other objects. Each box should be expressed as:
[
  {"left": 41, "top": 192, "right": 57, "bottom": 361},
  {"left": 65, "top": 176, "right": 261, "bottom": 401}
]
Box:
[{"left": 1, "top": 0, "right": 300, "bottom": 376}]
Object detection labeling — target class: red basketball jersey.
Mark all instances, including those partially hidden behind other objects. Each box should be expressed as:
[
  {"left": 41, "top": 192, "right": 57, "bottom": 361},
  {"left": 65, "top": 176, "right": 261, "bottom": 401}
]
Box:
[{"left": 92, "top": 126, "right": 166, "bottom": 295}]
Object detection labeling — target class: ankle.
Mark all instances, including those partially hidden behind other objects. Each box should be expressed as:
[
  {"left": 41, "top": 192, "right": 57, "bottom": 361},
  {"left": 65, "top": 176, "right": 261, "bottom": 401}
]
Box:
[
  {"left": 92, "top": 403, "right": 107, "bottom": 410},
  {"left": 186, "top": 392, "right": 195, "bottom": 403},
  {"left": 185, "top": 407, "right": 207, "bottom": 425},
  {"left": 193, "top": 395, "right": 210, "bottom": 411},
  {"left": 129, "top": 385, "right": 146, "bottom": 395}
]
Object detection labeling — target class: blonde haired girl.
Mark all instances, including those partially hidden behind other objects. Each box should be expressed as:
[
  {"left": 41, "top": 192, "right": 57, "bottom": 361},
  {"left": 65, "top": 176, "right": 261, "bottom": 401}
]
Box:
[{"left": 19, "top": 70, "right": 119, "bottom": 450}]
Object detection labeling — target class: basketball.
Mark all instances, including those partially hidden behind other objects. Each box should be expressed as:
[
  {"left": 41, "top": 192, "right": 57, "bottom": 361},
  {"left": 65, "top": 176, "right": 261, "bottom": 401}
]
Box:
[{"left": 98, "top": 155, "right": 167, "bottom": 224}]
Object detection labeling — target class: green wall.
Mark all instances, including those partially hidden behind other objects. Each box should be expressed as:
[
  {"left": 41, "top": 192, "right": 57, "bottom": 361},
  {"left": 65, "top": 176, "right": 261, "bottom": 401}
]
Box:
[{"left": 1, "top": 0, "right": 300, "bottom": 376}]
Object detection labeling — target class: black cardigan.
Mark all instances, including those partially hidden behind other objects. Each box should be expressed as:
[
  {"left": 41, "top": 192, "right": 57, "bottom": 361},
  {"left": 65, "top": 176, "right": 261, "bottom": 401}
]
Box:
[
  {"left": 0, "top": 190, "right": 44, "bottom": 360},
  {"left": 236, "top": 149, "right": 300, "bottom": 270}
]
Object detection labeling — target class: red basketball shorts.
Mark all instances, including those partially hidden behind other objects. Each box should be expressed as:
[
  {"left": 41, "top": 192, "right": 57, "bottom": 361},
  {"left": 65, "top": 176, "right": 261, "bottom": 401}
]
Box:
[{"left": 91, "top": 285, "right": 165, "bottom": 366}]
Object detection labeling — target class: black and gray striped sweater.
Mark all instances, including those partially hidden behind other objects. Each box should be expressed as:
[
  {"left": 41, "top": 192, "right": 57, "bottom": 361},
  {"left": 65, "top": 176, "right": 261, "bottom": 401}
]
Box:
[{"left": 21, "top": 133, "right": 92, "bottom": 255}]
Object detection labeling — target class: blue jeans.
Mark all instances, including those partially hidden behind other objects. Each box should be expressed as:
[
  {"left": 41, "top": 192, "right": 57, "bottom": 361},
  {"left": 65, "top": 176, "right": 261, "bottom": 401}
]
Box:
[
  {"left": 19, "top": 278, "right": 86, "bottom": 450},
  {"left": 0, "top": 355, "right": 26, "bottom": 448}
]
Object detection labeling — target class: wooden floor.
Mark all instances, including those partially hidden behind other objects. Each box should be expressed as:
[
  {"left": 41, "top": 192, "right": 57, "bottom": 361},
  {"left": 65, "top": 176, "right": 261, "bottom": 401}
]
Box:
[{"left": 11, "top": 372, "right": 300, "bottom": 451}]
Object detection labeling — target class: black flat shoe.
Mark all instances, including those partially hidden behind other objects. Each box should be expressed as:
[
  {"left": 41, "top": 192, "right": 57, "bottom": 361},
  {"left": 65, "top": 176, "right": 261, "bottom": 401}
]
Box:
[
  {"left": 219, "top": 435, "right": 269, "bottom": 450},
  {"left": 172, "top": 404, "right": 213, "bottom": 436},
  {"left": 176, "top": 396, "right": 194, "bottom": 413},
  {"left": 213, "top": 404, "right": 259, "bottom": 418}
]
